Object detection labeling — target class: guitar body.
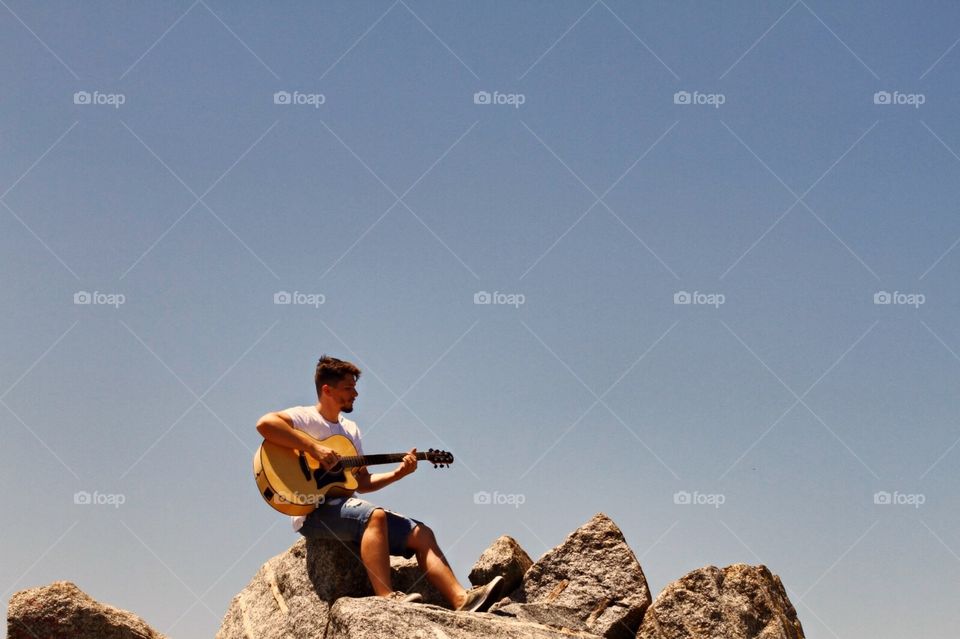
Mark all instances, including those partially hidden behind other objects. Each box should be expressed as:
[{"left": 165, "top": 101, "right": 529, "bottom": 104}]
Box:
[{"left": 254, "top": 434, "right": 360, "bottom": 516}]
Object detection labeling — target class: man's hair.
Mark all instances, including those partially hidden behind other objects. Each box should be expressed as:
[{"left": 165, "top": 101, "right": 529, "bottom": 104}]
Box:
[{"left": 315, "top": 355, "right": 361, "bottom": 397}]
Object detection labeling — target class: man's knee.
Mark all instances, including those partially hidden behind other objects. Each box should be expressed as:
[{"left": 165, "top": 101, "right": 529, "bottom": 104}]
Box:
[
  {"left": 407, "top": 523, "right": 435, "bottom": 550},
  {"left": 362, "top": 508, "right": 387, "bottom": 539},
  {"left": 367, "top": 508, "right": 387, "bottom": 528}
]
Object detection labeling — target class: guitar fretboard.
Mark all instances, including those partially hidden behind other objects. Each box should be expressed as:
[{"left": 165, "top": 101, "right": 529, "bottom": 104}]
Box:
[{"left": 339, "top": 452, "right": 434, "bottom": 468}]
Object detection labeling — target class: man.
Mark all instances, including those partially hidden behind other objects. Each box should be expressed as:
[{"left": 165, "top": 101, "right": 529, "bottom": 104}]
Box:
[{"left": 256, "top": 355, "right": 503, "bottom": 611}]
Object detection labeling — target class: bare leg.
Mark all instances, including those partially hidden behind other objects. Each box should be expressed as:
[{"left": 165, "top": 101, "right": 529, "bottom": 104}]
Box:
[
  {"left": 359, "top": 509, "right": 393, "bottom": 596},
  {"left": 406, "top": 524, "right": 467, "bottom": 608}
]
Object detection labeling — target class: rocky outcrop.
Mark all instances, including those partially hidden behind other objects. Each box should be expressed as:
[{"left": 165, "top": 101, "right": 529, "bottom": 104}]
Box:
[
  {"left": 490, "top": 602, "right": 593, "bottom": 635},
  {"left": 468, "top": 535, "right": 532, "bottom": 596},
  {"left": 7, "top": 581, "right": 165, "bottom": 639},
  {"left": 7, "top": 514, "right": 806, "bottom": 639},
  {"left": 326, "top": 597, "right": 600, "bottom": 638},
  {"left": 493, "top": 513, "right": 651, "bottom": 639},
  {"left": 215, "top": 537, "right": 451, "bottom": 639},
  {"left": 636, "top": 564, "right": 804, "bottom": 639},
  {"left": 216, "top": 537, "right": 424, "bottom": 639}
]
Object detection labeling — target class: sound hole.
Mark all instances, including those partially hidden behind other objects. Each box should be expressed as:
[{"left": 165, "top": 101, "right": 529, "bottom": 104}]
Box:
[{"left": 313, "top": 466, "right": 346, "bottom": 489}]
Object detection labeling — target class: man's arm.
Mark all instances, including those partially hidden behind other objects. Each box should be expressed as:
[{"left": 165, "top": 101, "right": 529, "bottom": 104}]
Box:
[
  {"left": 255, "top": 412, "right": 341, "bottom": 470},
  {"left": 354, "top": 448, "right": 418, "bottom": 493}
]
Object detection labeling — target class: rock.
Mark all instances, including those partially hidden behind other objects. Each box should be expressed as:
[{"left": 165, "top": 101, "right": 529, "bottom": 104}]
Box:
[
  {"left": 7, "top": 581, "right": 165, "bottom": 639},
  {"left": 216, "top": 537, "right": 459, "bottom": 639},
  {"left": 490, "top": 602, "right": 591, "bottom": 634},
  {"left": 469, "top": 536, "right": 533, "bottom": 595},
  {"left": 506, "top": 513, "right": 651, "bottom": 639},
  {"left": 11, "top": 515, "right": 808, "bottom": 639},
  {"left": 216, "top": 537, "right": 373, "bottom": 639},
  {"left": 390, "top": 556, "right": 448, "bottom": 607},
  {"left": 215, "top": 515, "right": 804, "bottom": 639},
  {"left": 636, "top": 564, "right": 804, "bottom": 639},
  {"left": 326, "top": 596, "right": 603, "bottom": 638}
]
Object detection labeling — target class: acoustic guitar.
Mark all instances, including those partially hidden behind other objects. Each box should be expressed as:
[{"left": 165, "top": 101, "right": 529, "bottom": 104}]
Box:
[{"left": 253, "top": 434, "right": 454, "bottom": 515}]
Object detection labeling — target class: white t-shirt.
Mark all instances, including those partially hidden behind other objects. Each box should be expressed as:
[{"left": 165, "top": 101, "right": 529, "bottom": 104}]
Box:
[{"left": 281, "top": 405, "right": 364, "bottom": 532}]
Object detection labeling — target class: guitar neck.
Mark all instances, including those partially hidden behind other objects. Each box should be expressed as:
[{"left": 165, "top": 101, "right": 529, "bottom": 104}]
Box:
[{"left": 340, "top": 452, "right": 433, "bottom": 468}]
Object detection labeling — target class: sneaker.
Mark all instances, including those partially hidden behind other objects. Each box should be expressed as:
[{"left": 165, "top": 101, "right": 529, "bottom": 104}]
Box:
[
  {"left": 456, "top": 575, "right": 504, "bottom": 613},
  {"left": 384, "top": 591, "right": 423, "bottom": 603}
]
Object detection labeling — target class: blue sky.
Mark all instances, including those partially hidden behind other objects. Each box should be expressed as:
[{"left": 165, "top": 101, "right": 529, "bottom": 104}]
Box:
[{"left": 3, "top": 2, "right": 960, "bottom": 637}]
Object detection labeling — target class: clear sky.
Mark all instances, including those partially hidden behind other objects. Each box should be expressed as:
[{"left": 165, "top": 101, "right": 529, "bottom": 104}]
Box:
[{"left": 3, "top": 2, "right": 959, "bottom": 638}]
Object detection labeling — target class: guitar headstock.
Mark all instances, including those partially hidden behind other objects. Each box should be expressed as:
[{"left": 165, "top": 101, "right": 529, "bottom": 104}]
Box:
[{"left": 426, "top": 448, "right": 454, "bottom": 468}]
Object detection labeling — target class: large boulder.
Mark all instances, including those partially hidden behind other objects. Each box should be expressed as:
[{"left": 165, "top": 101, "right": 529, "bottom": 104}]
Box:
[
  {"left": 7, "top": 581, "right": 165, "bottom": 639},
  {"left": 326, "top": 596, "right": 602, "bottom": 638},
  {"left": 636, "top": 564, "right": 804, "bottom": 639},
  {"left": 469, "top": 535, "right": 533, "bottom": 596},
  {"left": 216, "top": 537, "right": 375, "bottom": 639},
  {"left": 490, "top": 602, "right": 593, "bottom": 634},
  {"left": 216, "top": 537, "right": 455, "bottom": 639},
  {"left": 498, "top": 513, "right": 651, "bottom": 639}
]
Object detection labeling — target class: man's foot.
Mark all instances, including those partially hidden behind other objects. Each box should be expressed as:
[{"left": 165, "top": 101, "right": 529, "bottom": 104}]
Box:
[
  {"left": 383, "top": 591, "right": 423, "bottom": 603},
  {"left": 455, "top": 575, "right": 504, "bottom": 613}
]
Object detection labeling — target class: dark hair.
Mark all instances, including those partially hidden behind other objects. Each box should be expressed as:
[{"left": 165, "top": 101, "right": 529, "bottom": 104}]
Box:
[{"left": 315, "top": 355, "right": 361, "bottom": 398}]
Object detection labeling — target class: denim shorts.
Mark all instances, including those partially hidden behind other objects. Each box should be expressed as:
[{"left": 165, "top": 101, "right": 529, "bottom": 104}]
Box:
[{"left": 297, "top": 497, "right": 422, "bottom": 558}]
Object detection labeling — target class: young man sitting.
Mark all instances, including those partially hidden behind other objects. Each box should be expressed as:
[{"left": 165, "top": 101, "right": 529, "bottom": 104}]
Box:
[{"left": 256, "top": 355, "right": 503, "bottom": 611}]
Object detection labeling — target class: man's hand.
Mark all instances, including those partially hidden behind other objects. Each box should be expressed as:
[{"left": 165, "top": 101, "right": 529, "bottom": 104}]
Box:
[
  {"left": 355, "top": 449, "right": 417, "bottom": 494},
  {"left": 395, "top": 448, "right": 418, "bottom": 479},
  {"left": 311, "top": 445, "right": 341, "bottom": 471}
]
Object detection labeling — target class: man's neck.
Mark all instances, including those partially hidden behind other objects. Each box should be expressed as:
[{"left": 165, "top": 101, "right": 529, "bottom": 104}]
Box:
[{"left": 317, "top": 403, "right": 340, "bottom": 423}]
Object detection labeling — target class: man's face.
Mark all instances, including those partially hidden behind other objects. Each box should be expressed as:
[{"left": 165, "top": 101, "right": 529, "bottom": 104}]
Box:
[{"left": 325, "top": 378, "right": 358, "bottom": 413}]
